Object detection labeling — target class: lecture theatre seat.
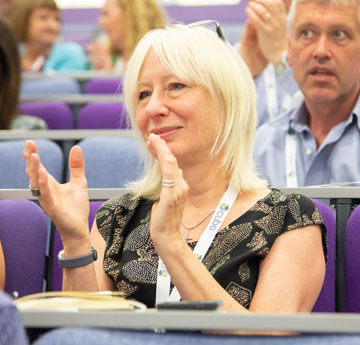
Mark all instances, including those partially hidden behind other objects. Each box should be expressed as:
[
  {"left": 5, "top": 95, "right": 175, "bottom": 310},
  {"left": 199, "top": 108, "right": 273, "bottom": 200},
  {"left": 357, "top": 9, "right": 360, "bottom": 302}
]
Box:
[
  {"left": 76, "top": 102, "right": 129, "bottom": 129},
  {"left": 345, "top": 205, "right": 360, "bottom": 312},
  {"left": 0, "top": 199, "right": 48, "bottom": 297},
  {"left": 68, "top": 137, "right": 143, "bottom": 188},
  {"left": 83, "top": 78, "right": 122, "bottom": 94},
  {"left": 19, "top": 102, "right": 73, "bottom": 130},
  {"left": 311, "top": 199, "right": 336, "bottom": 313},
  {"left": 0, "top": 139, "right": 64, "bottom": 188}
]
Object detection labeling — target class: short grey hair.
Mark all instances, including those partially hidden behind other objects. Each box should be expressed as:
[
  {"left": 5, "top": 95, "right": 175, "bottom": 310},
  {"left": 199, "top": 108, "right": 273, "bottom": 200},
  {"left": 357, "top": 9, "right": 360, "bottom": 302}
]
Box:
[{"left": 287, "top": 0, "right": 360, "bottom": 33}]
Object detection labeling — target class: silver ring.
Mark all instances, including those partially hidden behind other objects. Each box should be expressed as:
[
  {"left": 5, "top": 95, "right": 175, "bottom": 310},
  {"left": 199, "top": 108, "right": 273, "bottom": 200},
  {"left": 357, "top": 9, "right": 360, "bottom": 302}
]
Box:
[
  {"left": 29, "top": 184, "right": 41, "bottom": 197},
  {"left": 161, "top": 179, "right": 175, "bottom": 188}
]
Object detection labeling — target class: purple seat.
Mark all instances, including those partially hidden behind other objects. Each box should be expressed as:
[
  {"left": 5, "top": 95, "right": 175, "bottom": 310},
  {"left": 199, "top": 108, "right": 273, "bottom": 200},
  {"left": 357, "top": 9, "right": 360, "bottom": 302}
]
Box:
[
  {"left": 51, "top": 201, "right": 104, "bottom": 291},
  {"left": 0, "top": 199, "right": 48, "bottom": 297},
  {"left": 311, "top": 199, "right": 336, "bottom": 312},
  {"left": 83, "top": 78, "right": 122, "bottom": 94},
  {"left": 345, "top": 205, "right": 360, "bottom": 312},
  {"left": 76, "top": 102, "right": 129, "bottom": 129},
  {"left": 19, "top": 102, "right": 73, "bottom": 129}
]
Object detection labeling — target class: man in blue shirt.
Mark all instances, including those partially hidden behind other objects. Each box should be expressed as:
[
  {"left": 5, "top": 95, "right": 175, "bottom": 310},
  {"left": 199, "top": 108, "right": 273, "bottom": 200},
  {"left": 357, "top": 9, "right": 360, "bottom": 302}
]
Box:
[{"left": 253, "top": 0, "right": 360, "bottom": 187}]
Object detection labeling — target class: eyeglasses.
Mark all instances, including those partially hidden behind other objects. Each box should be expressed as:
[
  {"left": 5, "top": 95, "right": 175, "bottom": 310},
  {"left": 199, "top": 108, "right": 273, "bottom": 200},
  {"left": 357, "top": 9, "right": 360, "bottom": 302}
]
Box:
[{"left": 187, "top": 20, "right": 226, "bottom": 42}]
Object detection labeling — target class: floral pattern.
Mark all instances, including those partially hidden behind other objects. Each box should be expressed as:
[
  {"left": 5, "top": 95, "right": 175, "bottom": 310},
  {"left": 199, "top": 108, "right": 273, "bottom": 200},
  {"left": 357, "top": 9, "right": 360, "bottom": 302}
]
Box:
[{"left": 96, "top": 189, "right": 326, "bottom": 308}]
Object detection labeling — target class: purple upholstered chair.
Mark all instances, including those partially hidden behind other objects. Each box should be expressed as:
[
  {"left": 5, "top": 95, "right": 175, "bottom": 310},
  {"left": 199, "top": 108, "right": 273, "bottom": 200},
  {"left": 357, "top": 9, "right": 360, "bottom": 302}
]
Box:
[
  {"left": 0, "top": 199, "right": 48, "bottom": 297},
  {"left": 19, "top": 102, "right": 73, "bottom": 129},
  {"left": 76, "top": 102, "right": 128, "bottom": 129},
  {"left": 344, "top": 205, "right": 360, "bottom": 312},
  {"left": 311, "top": 199, "right": 336, "bottom": 313},
  {"left": 83, "top": 78, "right": 122, "bottom": 94},
  {"left": 51, "top": 201, "right": 104, "bottom": 291}
]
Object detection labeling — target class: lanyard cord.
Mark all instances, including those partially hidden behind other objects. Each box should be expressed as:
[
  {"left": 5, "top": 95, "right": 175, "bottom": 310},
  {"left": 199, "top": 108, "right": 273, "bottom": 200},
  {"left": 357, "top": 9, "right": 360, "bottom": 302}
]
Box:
[{"left": 155, "top": 185, "right": 239, "bottom": 305}]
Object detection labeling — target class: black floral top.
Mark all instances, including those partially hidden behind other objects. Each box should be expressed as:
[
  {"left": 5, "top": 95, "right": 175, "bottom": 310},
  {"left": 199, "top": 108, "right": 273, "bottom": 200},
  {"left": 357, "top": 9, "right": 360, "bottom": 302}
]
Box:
[{"left": 96, "top": 189, "right": 326, "bottom": 309}]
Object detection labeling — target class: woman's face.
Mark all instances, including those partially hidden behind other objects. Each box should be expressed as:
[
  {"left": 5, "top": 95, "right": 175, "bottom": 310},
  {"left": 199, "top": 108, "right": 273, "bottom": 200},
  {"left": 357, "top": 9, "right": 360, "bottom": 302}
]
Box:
[
  {"left": 136, "top": 50, "right": 221, "bottom": 163},
  {"left": 98, "top": 0, "right": 125, "bottom": 52},
  {"left": 27, "top": 7, "right": 61, "bottom": 46}
]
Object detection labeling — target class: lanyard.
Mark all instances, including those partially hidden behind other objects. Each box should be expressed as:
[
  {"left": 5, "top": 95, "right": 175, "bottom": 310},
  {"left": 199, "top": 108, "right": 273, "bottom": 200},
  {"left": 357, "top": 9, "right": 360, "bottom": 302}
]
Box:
[
  {"left": 264, "top": 64, "right": 278, "bottom": 120},
  {"left": 285, "top": 129, "right": 298, "bottom": 187},
  {"left": 155, "top": 185, "right": 239, "bottom": 305}
]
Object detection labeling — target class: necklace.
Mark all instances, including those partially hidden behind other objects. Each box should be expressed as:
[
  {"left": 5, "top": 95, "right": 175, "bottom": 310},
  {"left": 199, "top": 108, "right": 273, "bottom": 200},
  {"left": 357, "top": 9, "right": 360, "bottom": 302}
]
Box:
[{"left": 181, "top": 209, "right": 215, "bottom": 242}]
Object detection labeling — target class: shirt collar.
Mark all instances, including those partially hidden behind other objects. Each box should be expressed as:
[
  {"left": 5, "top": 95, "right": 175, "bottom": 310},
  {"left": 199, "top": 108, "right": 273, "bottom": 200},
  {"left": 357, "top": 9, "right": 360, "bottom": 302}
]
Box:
[{"left": 289, "top": 93, "right": 360, "bottom": 133}]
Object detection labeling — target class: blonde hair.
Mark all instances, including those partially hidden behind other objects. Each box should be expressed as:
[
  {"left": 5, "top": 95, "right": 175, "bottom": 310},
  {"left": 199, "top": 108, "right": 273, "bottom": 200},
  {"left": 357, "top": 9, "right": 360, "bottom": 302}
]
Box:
[
  {"left": 116, "top": 0, "right": 166, "bottom": 61},
  {"left": 10, "top": 0, "right": 59, "bottom": 43},
  {"left": 124, "top": 24, "right": 267, "bottom": 200},
  {"left": 287, "top": 0, "right": 360, "bottom": 32}
]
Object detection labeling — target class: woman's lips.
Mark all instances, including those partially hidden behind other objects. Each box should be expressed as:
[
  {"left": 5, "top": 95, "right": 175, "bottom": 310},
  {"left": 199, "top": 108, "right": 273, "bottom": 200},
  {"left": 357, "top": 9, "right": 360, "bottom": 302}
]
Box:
[{"left": 150, "top": 127, "right": 181, "bottom": 139}]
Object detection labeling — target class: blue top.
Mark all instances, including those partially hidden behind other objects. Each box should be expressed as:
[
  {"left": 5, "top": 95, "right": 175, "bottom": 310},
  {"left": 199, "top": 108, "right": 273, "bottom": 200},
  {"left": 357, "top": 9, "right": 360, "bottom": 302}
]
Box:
[
  {"left": 254, "top": 64, "right": 299, "bottom": 127},
  {"left": 44, "top": 42, "right": 87, "bottom": 72},
  {"left": 253, "top": 94, "right": 360, "bottom": 187}
]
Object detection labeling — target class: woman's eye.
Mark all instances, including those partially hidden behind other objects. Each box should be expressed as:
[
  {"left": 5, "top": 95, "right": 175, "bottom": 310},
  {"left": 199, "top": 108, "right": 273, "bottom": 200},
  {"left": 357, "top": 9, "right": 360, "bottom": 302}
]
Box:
[
  {"left": 170, "top": 83, "right": 185, "bottom": 91},
  {"left": 139, "top": 91, "right": 151, "bottom": 100}
]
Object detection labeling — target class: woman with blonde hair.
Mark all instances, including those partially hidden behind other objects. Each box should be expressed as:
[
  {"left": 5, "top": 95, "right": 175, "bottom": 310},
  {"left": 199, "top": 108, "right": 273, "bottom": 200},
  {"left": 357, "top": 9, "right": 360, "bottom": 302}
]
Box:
[
  {"left": 88, "top": 0, "right": 166, "bottom": 72},
  {"left": 24, "top": 23, "right": 326, "bottom": 323},
  {"left": 10, "top": 0, "right": 86, "bottom": 72}
]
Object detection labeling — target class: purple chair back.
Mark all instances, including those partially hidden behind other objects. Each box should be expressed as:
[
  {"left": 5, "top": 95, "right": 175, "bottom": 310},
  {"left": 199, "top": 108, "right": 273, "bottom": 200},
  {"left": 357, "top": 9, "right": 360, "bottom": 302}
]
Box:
[
  {"left": 345, "top": 205, "right": 360, "bottom": 312},
  {"left": 83, "top": 78, "right": 122, "bottom": 94},
  {"left": 51, "top": 201, "right": 104, "bottom": 291},
  {"left": 311, "top": 199, "right": 336, "bottom": 312},
  {"left": 76, "top": 102, "right": 128, "bottom": 129},
  {"left": 19, "top": 102, "right": 73, "bottom": 129},
  {"left": 0, "top": 200, "right": 48, "bottom": 297}
]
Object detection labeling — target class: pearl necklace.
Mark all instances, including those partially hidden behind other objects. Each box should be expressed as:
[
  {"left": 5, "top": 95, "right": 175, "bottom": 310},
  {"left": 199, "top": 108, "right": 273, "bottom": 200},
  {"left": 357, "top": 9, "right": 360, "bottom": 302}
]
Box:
[{"left": 182, "top": 209, "right": 215, "bottom": 241}]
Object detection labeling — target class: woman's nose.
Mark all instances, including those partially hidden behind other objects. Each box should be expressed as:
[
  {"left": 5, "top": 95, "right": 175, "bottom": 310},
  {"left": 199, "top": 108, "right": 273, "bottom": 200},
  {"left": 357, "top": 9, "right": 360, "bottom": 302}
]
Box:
[{"left": 144, "top": 92, "right": 169, "bottom": 118}]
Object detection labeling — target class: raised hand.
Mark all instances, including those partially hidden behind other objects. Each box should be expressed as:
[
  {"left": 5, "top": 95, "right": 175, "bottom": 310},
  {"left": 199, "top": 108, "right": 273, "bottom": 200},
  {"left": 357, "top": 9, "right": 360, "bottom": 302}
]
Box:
[
  {"left": 245, "top": 0, "right": 288, "bottom": 66},
  {"left": 87, "top": 39, "right": 113, "bottom": 71},
  {"left": 240, "top": 21, "right": 269, "bottom": 77},
  {"left": 23, "top": 141, "right": 90, "bottom": 246},
  {"left": 146, "top": 133, "right": 189, "bottom": 246}
]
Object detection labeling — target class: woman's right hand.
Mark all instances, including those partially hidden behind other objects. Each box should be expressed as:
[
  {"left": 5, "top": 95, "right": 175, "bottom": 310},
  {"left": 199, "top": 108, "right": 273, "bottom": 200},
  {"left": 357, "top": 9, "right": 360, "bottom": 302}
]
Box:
[{"left": 23, "top": 141, "right": 90, "bottom": 247}]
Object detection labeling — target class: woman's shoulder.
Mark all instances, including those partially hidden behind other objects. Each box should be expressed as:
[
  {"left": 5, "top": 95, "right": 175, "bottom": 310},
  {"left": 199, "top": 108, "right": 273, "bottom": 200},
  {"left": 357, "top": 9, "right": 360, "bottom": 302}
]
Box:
[
  {"left": 51, "top": 42, "right": 85, "bottom": 56},
  {"left": 260, "top": 188, "right": 323, "bottom": 229},
  {"left": 263, "top": 188, "right": 317, "bottom": 208},
  {"left": 98, "top": 193, "right": 142, "bottom": 215},
  {"left": 11, "top": 115, "right": 48, "bottom": 130}
]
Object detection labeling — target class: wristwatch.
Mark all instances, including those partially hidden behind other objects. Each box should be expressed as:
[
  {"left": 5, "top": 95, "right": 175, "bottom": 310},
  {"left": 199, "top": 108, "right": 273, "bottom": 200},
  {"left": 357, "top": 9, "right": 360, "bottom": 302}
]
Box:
[{"left": 58, "top": 247, "right": 98, "bottom": 268}]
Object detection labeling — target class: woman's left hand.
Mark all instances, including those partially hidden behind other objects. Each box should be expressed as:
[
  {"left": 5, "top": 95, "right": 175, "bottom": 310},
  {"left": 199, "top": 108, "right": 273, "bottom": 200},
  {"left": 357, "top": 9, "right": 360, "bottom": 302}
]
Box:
[{"left": 146, "top": 133, "right": 189, "bottom": 245}]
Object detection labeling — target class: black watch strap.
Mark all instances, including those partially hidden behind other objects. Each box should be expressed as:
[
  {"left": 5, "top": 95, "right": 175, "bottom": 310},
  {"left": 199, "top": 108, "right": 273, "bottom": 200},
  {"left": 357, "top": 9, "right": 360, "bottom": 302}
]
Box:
[{"left": 58, "top": 247, "right": 98, "bottom": 268}]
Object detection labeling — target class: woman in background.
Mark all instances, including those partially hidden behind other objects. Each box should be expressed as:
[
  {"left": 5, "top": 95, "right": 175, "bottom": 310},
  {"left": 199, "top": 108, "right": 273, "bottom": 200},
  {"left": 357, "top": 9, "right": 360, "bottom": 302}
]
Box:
[
  {"left": 10, "top": 0, "right": 86, "bottom": 72},
  {"left": 88, "top": 0, "right": 166, "bottom": 73},
  {"left": 0, "top": 19, "right": 46, "bottom": 129}
]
